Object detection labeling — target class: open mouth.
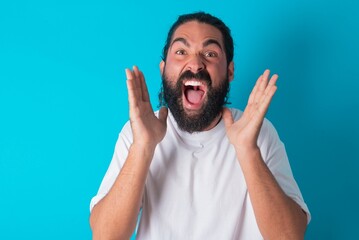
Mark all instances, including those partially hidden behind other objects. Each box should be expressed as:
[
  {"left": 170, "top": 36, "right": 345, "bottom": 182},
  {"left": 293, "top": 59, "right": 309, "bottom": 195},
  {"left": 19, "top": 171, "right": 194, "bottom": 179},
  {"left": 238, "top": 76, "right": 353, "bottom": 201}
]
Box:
[{"left": 182, "top": 79, "right": 208, "bottom": 109}]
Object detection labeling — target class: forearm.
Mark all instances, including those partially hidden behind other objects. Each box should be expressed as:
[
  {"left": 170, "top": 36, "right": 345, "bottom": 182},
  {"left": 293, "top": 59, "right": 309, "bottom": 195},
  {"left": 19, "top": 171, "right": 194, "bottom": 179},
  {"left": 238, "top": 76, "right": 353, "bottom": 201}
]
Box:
[
  {"left": 90, "top": 144, "right": 155, "bottom": 240},
  {"left": 237, "top": 147, "right": 307, "bottom": 240}
]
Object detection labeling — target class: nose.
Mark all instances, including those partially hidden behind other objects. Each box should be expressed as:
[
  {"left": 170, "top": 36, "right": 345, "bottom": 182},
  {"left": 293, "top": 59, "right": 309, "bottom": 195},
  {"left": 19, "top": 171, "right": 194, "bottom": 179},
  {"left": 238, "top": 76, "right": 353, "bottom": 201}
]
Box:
[{"left": 186, "top": 54, "right": 205, "bottom": 73}]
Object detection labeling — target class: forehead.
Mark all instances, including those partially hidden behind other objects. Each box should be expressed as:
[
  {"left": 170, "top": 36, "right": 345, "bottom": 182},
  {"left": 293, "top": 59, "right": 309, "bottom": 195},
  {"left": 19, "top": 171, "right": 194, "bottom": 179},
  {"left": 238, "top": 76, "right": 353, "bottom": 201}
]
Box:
[{"left": 171, "top": 21, "right": 224, "bottom": 47}]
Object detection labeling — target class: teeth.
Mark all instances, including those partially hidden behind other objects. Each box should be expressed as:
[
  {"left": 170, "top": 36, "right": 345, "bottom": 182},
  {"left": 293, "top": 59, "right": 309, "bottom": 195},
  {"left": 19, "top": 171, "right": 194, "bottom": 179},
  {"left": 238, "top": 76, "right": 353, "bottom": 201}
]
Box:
[{"left": 184, "top": 81, "right": 203, "bottom": 86}]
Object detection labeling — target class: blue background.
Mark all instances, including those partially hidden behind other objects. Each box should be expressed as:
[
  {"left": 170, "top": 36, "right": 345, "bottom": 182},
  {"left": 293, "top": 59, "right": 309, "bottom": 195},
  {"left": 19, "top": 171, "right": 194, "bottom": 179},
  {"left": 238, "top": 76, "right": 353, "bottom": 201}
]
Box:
[{"left": 1, "top": 0, "right": 358, "bottom": 239}]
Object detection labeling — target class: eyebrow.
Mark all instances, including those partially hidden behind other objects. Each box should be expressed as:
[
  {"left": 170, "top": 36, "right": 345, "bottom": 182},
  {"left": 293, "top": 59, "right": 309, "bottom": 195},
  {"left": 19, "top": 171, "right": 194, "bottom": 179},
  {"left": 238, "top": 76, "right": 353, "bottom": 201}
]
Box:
[
  {"left": 171, "top": 37, "right": 189, "bottom": 47},
  {"left": 203, "top": 39, "right": 223, "bottom": 51},
  {"left": 170, "top": 37, "right": 223, "bottom": 51}
]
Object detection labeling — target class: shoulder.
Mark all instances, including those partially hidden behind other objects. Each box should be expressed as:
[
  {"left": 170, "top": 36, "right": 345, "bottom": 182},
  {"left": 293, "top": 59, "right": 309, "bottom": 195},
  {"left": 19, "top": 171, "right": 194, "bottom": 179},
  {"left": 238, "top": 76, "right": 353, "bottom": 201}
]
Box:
[
  {"left": 116, "top": 120, "right": 133, "bottom": 147},
  {"left": 228, "top": 107, "right": 278, "bottom": 140},
  {"left": 228, "top": 108, "right": 243, "bottom": 121}
]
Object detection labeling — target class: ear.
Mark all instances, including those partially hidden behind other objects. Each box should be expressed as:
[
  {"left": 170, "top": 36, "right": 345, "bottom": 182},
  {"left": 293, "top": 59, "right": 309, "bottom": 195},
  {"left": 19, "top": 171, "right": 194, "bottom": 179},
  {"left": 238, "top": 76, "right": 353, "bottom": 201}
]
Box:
[
  {"left": 227, "top": 61, "right": 234, "bottom": 82},
  {"left": 160, "top": 60, "right": 165, "bottom": 75}
]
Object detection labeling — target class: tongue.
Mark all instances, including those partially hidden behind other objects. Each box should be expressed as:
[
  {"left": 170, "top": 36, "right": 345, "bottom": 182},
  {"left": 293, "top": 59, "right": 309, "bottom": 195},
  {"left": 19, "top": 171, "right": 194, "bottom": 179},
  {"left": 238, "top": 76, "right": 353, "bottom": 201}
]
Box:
[{"left": 186, "top": 89, "right": 204, "bottom": 104}]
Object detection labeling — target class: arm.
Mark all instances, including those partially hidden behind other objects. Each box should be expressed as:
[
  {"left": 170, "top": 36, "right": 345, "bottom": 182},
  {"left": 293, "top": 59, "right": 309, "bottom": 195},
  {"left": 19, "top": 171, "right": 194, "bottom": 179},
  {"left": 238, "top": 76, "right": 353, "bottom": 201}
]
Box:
[
  {"left": 222, "top": 70, "right": 307, "bottom": 239},
  {"left": 90, "top": 66, "right": 168, "bottom": 240}
]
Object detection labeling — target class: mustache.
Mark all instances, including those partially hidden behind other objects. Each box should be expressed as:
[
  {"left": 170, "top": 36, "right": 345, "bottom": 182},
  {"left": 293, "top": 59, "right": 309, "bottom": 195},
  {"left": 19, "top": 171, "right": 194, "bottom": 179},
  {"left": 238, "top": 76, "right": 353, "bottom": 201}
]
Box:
[{"left": 178, "top": 70, "right": 212, "bottom": 86}]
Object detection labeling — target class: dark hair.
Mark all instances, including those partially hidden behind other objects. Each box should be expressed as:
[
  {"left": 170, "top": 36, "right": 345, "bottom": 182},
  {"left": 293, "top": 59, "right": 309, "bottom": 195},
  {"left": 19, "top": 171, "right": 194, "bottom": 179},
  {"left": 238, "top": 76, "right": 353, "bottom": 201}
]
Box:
[{"left": 162, "top": 12, "right": 234, "bottom": 65}]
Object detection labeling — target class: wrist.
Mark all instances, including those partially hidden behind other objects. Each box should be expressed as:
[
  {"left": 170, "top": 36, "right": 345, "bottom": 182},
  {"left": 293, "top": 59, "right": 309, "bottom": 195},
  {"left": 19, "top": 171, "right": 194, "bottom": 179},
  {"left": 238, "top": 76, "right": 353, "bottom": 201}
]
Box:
[
  {"left": 235, "top": 145, "right": 261, "bottom": 162},
  {"left": 130, "top": 142, "right": 156, "bottom": 159}
]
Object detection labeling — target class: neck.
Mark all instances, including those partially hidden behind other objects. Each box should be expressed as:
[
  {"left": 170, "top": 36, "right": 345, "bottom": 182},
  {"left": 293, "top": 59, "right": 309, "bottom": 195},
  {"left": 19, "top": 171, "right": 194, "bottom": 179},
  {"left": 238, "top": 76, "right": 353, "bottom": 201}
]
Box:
[{"left": 203, "top": 112, "right": 223, "bottom": 131}]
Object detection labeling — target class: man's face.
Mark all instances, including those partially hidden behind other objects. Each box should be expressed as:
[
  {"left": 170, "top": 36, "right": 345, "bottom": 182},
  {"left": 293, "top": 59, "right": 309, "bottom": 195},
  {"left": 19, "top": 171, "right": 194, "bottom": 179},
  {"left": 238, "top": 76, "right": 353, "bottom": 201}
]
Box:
[{"left": 160, "top": 21, "right": 234, "bottom": 133}]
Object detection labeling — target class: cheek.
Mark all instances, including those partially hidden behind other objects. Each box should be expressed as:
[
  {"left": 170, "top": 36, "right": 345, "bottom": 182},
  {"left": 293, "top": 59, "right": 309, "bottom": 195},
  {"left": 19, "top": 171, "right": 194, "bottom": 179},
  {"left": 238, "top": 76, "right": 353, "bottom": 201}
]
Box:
[
  {"left": 208, "top": 63, "right": 228, "bottom": 85},
  {"left": 217, "top": 60, "right": 229, "bottom": 76},
  {"left": 164, "top": 59, "right": 184, "bottom": 80},
  {"left": 164, "top": 67, "right": 177, "bottom": 82}
]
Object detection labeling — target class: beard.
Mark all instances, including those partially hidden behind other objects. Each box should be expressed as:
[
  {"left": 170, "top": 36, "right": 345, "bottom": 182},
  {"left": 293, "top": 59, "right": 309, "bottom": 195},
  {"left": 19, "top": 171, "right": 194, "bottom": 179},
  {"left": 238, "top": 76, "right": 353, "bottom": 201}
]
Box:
[{"left": 159, "top": 68, "right": 230, "bottom": 133}]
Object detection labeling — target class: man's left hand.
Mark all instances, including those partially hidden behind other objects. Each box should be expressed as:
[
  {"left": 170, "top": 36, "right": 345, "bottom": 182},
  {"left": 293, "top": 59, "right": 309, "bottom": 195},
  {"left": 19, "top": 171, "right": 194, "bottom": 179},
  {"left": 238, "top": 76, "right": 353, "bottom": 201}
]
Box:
[{"left": 222, "top": 69, "right": 278, "bottom": 153}]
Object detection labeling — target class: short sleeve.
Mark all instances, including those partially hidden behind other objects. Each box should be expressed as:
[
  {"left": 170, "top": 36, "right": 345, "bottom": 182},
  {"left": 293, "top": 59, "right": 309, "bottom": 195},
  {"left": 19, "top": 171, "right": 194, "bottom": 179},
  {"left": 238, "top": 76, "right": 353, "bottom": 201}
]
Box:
[
  {"left": 89, "top": 121, "right": 133, "bottom": 212},
  {"left": 258, "top": 119, "right": 311, "bottom": 224}
]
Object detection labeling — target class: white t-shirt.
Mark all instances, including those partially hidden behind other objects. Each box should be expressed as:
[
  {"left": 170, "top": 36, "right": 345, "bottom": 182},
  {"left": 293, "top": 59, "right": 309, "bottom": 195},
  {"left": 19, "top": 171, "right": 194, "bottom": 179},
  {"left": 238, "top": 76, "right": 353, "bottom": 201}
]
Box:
[{"left": 90, "top": 108, "right": 310, "bottom": 239}]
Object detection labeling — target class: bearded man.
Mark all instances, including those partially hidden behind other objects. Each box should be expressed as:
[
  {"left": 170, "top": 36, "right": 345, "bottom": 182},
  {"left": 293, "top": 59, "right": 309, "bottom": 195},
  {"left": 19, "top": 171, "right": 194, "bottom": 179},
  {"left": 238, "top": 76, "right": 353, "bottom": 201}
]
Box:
[{"left": 90, "top": 12, "right": 311, "bottom": 240}]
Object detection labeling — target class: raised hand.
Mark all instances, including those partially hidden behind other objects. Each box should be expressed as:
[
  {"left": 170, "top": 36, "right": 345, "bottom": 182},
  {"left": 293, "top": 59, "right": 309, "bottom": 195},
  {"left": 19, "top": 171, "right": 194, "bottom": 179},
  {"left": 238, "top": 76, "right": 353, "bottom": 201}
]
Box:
[
  {"left": 126, "top": 66, "right": 168, "bottom": 150},
  {"left": 223, "top": 69, "right": 278, "bottom": 153}
]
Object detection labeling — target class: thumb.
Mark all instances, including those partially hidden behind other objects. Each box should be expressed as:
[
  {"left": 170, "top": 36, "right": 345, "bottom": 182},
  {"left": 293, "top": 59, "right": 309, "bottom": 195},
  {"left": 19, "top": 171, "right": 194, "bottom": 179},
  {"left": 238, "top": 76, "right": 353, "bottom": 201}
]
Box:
[
  {"left": 222, "top": 107, "right": 234, "bottom": 129},
  {"left": 158, "top": 107, "right": 168, "bottom": 123}
]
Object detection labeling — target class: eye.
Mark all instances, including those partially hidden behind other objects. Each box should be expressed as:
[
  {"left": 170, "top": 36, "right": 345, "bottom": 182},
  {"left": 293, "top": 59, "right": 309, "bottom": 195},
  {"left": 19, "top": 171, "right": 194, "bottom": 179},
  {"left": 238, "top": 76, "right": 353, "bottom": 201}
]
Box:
[
  {"left": 175, "top": 49, "right": 187, "bottom": 55},
  {"left": 204, "top": 51, "right": 218, "bottom": 58}
]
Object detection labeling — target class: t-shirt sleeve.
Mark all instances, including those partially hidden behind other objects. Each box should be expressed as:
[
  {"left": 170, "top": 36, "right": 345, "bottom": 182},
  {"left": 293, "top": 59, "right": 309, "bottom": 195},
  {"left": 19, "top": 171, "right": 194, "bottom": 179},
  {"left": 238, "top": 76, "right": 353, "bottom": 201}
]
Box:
[
  {"left": 258, "top": 119, "right": 311, "bottom": 224},
  {"left": 89, "top": 121, "right": 133, "bottom": 212}
]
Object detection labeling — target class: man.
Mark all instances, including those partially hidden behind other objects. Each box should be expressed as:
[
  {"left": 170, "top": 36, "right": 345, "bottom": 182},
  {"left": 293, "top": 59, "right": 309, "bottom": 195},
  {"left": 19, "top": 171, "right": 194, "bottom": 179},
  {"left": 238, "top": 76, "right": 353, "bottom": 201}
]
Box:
[{"left": 90, "top": 12, "right": 310, "bottom": 239}]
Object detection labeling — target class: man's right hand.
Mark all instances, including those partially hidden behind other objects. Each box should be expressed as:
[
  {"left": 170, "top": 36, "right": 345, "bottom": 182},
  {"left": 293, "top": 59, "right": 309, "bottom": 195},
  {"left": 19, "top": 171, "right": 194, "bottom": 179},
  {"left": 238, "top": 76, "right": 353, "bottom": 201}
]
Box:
[
  {"left": 90, "top": 66, "right": 167, "bottom": 239},
  {"left": 126, "top": 66, "right": 168, "bottom": 150}
]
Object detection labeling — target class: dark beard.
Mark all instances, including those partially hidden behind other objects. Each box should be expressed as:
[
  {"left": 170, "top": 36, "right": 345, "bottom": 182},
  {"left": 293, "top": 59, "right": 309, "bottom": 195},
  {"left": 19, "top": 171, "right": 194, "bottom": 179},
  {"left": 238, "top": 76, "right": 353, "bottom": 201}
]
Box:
[{"left": 159, "top": 69, "right": 230, "bottom": 133}]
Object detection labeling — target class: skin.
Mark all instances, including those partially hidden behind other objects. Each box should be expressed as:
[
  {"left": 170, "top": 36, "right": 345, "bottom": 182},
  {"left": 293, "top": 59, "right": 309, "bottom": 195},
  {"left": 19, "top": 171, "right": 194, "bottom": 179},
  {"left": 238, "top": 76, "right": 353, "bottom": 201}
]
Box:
[
  {"left": 90, "top": 21, "right": 307, "bottom": 239},
  {"left": 160, "top": 21, "right": 234, "bottom": 124}
]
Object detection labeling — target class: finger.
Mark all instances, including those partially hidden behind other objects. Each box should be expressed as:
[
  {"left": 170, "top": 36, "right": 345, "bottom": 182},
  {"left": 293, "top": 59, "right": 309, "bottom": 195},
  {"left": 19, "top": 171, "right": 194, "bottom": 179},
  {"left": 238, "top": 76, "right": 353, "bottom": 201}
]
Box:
[
  {"left": 257, "top": 85, "right": 277, "bottom": 120},
  {"left": 132, "top": 66, "right": 143, "bottom": 100},
  {"left": 126, "top": 68, "right": 136, "bottom": 87},
  {"left": 248, "top": 74, "right": 262, "bottom": 105},
  {"left": 126, "top": 75, "right": 137, "bottom": 108},
  {"left": 131, "top": 66, "right": 142, "bottom": 90},
  {"left": 138, "top": 69, "right": 151, "bottom": 102},
  {"left": 222, "top": 107, "right": 234, "bottom": 129},
  {"left": 260, "top": 74, "right": 278, "bottom": 104},
  {"left": 125, "top": 68, "right": 132, "bottom": 78},
  {"left": 268, "top": 73, "right": 278, "bottom": 86},
  {"left": 261, "top": 69, "right": 270, "bottom": 85},
  {"left": 258, "top": 69, "right": 270, "bottom": 93},
  {"left": 253, "top": 69, "right": 270, "bottom": 104},
  {"left": 246, "top": 85, "right": 277, "bottom": 130},
  {"left": 158, "top": 107, "right": 168, "bottom": 123}
]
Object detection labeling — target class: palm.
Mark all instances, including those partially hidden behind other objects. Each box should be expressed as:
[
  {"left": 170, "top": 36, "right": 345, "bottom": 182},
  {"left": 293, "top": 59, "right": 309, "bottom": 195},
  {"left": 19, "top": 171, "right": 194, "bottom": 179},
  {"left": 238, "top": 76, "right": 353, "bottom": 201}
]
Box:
[
  {"left": 126, "top": 66, "right": 168, "bottom": 149},
  {"left": 223, "top": 70, "right": 278, "bottom": 150}
]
